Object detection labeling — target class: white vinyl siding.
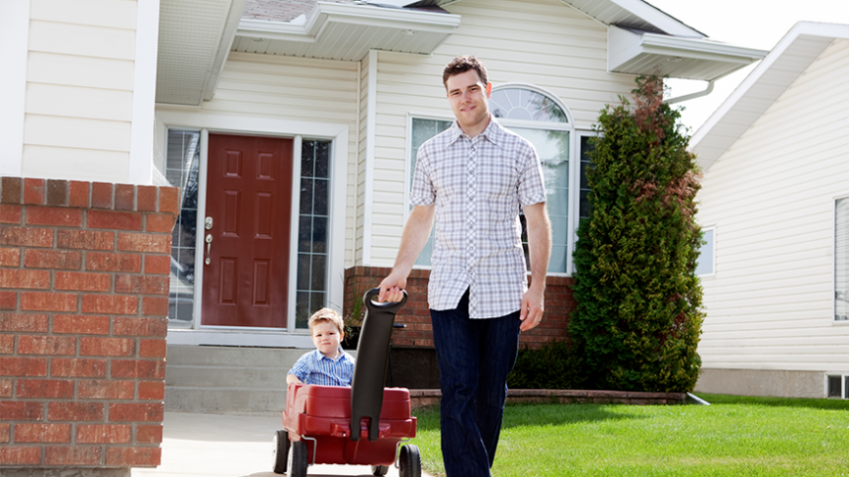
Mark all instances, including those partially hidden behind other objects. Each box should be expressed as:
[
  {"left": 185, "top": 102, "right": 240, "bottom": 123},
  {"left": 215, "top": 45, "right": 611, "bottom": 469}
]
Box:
[
  {"left": 365, "top": 0, "right": 635, "bottom": 266},
  {"left": 696, "top": 39, "right": 849, "bottom": 372},
  {"left": 21, "top": 0, "right": 138, "bottom": 181},
  {"left": 174, "top": 52, "right": 360, "bottom": 268}
]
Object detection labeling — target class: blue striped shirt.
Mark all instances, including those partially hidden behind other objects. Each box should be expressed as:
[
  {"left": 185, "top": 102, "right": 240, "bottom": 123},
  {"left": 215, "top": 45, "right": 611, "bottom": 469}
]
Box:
[{"left": 288, "top": 348, "right": 355, "bottom": 386}]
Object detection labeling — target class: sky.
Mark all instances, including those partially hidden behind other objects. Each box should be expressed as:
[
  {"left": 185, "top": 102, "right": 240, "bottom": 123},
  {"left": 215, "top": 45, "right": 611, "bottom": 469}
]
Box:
[{"left": 644, "top": 0, "right": 849, "bottom": 135}]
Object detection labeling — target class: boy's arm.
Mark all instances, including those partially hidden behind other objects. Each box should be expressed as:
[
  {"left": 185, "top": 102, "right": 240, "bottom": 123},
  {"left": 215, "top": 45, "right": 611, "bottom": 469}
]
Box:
[{"left": 286, "top": 374, "right": 302, "bottom": 385}]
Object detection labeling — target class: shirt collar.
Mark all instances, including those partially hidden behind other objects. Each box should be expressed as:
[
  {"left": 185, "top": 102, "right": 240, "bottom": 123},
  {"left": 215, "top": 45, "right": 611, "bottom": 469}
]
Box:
[
  {"left": 315, "top": 347, "right": 345, "bottom": 362},
  {"left": 446, "top": 115, "right": 507, "bottom": 149}
]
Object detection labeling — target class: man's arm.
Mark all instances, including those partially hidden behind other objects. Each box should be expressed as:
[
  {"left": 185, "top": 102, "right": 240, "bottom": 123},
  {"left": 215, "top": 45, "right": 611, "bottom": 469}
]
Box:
[
  {"left": 520, "top": 202, "right": 552, "bottom": 331},
  {"left": 378, "top": 205, "right": 435, "bottom": 303}
]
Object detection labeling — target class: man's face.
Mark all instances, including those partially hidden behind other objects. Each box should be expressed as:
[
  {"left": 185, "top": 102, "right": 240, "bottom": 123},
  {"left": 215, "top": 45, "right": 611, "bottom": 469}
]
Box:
[
  {"left": 311, "top": 321, "right": 343, "bottom": 358},
  {"left": 445, "top": 69, "right": 492, "bottom": 131}
]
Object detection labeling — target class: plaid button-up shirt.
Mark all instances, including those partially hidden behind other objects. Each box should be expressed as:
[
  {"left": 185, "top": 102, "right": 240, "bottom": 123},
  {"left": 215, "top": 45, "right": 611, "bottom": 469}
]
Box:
[{"left": 410, "top": 118, "right": 546, "bottom": 318}]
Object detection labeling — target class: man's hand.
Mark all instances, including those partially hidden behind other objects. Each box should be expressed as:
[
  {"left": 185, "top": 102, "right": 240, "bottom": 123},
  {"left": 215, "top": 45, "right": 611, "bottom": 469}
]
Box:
[
  {"left": 378, "top": 272, "right": 407, "bottom": 303},
  {"left": 519, "top": 284, "right": 545, "bottom": 331}
]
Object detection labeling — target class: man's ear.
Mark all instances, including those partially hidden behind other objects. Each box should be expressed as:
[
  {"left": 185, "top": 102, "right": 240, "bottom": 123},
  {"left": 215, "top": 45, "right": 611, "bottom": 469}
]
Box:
[{"left": 485, "top": 82, "right": 493, "bottom": 98}]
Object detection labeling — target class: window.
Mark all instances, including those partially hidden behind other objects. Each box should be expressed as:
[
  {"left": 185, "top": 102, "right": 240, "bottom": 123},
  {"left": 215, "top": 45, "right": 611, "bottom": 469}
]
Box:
[
  {"left": 407, "top": 86, "right": 580, "bottom": 274},
  {"left": 165, "top": 130, "right": 200, "bottom": 328},
  {"left": 836, "top": 198, "right": 849, "bottom": 321},
  {"left": 696, "top": 227, "right": 715, "bottom": 276},
  {"left": 295, "top": 140, "right": 332, "bottom": 329},
  {"left": 409, "top": 118, "right": 452, "bottom": 268}
]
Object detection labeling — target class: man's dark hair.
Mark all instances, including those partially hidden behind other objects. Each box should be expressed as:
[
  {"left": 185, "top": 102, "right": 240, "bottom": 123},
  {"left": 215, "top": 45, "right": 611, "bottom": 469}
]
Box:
[{"left": 443, "top": 55, "right": 488, "bottom": 89}]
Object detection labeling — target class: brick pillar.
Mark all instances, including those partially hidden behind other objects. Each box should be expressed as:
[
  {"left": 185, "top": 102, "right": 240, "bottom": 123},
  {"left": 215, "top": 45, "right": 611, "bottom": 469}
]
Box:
[{"left": 0, "top": 177, "right": 178, "bottom": 474}]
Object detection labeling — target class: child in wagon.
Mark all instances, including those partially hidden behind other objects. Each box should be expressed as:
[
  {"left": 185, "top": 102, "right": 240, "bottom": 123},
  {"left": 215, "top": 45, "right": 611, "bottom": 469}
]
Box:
[{"left": 286, "top": 308, "right": 355, "bottom": 386}]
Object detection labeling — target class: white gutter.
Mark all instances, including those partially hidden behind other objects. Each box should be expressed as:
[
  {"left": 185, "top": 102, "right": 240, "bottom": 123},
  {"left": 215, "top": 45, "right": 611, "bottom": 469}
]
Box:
[{"left": 664, "top": 80, "right": 714, "bottom": 105}]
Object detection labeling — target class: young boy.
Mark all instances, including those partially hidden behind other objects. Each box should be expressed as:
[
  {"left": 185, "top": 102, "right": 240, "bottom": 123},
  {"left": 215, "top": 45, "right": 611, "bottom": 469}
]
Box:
[{"left": 286, "top": 308, "right": 355, "bottom": 386}]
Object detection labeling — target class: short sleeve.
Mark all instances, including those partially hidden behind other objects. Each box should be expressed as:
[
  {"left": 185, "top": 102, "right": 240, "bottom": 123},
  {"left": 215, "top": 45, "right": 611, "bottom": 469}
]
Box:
[
  {"left": 409, "top": 146, "right": 435, "bottom": 206},
  {"left": 288, "top": 352, "right": 312, "bottom": 381},
  {"left": 517, "top": 140, "right": 547, "bottom": 207}
]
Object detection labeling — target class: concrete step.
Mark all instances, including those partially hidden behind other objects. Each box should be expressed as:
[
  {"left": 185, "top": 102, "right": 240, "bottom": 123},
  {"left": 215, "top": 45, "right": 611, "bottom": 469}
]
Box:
[
  {"left": 165, "top": 345, "right": 304, "bottom": 413},
  {"left": 165, "top": 365, "right": 290, "bottom": 388},
  {"left": 166, "top": 345, "right": 306, "bottom": 367},
  {"left": 166, "top": 386, "right": 288, "bottom": 413}
]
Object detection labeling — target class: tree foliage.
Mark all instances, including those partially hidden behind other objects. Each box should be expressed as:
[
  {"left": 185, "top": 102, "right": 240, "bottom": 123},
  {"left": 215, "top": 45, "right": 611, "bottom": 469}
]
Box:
[{"left": 570, "top": 76, "right": 704, "bottom": 393}]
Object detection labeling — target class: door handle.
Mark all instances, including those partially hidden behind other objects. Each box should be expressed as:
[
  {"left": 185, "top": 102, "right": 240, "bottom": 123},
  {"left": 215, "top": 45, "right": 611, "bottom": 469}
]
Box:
[{"left": 204, "top": 234, "right": 213, "bottom": 265}]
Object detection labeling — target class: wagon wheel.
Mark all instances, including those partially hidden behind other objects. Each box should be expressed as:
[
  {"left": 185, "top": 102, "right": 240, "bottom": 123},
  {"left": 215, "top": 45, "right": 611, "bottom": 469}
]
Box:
[
  {"left": 399, "top": 445, "right": 421, "bottom": 477},
  {"left": 287, "top": 440, "right": 308, "bottom": 477},
  {"left": 370, "top": 464, "right": 389, "bottom": 475},
  {"left": 272, "top": 430, "right": 289, "bottom": 474}
]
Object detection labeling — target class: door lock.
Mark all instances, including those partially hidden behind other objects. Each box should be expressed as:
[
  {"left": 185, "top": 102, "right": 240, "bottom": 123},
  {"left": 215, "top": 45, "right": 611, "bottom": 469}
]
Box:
[{"left": 205, "top": 217, "right": 213, "bottom": 230}]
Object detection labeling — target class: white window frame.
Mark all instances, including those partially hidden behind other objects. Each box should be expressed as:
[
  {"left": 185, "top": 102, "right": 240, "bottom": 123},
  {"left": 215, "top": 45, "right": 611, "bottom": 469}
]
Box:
[
  {"left": 156, "top": 109, "right": 348, "bottom": 348},
  {"left": 696, "top": 225, "right": 717, "bottom": 278},
  {"left": 833, "top": 194, "right": 849, "bottom": 325}
]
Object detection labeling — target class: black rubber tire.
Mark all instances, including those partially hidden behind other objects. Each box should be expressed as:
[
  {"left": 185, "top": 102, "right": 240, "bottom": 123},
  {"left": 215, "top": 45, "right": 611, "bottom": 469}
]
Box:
[
  {"left": 272, "top": 430, "right": 288, "bottom": 474},
  {"left": 399, "top": 445, "right": 422, "bottom": 477},
  {"left": 371, "top": 464, "right": 390, "bottom": 476},
  {"left": 287, "top": 440, "right": 308, "bottom": 477}
]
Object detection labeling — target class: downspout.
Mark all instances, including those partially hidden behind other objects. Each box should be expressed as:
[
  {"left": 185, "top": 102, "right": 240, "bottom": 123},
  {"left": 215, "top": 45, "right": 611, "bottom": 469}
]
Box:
[{"left": 664, "top": 80, "right": 714, "bottom": 105}]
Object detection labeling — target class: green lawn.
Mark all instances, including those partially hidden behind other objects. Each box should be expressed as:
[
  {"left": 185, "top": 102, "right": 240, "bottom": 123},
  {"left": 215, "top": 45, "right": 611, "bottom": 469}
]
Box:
[{"left": 410, "top": 394, "right": 849, "bottom": 477}]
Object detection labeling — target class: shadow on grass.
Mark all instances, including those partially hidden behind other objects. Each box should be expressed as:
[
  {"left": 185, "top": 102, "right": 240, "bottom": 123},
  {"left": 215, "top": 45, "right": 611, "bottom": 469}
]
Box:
[
  {"left": 696, "top": 393, "right": 849, "bottom": 411},
  {"left": 414, "top": 402, "right": 645, "bottom": 432}
]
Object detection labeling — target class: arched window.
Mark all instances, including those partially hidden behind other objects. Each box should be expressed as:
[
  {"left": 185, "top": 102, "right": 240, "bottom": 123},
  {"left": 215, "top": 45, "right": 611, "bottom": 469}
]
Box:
[{"left": 491, "top": 86, "right": 572, "bottom": 274}]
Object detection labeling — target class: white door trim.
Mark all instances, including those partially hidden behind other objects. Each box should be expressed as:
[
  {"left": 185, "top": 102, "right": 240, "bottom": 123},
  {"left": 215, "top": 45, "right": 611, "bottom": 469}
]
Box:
[
  {"left": 0, "top": 0, "right": 30, "bottom": 176},
  {"left": 157, "top": 109, "right": 348, "bottom": 347}
]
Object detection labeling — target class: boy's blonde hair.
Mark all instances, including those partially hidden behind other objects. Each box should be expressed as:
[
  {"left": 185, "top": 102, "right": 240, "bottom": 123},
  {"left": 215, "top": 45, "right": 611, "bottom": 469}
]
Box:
[{"left": 308, "top": 308, "right": 345, "bottom": 336}]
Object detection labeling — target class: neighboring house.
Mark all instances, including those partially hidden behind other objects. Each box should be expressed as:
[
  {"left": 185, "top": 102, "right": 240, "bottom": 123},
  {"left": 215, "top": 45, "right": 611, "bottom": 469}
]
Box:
[
  {"left": 692, "top": 22, "right": 849, "bottom": 399},
  {"left": 0, "top": 0, "right": 767, "bottom": 426}
]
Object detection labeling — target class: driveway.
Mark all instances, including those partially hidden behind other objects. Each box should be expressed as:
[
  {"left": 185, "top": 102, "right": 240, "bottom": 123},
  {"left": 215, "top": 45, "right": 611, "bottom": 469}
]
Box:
[{"left": 132, "top": 411, "right": 434, "bottom": 477}]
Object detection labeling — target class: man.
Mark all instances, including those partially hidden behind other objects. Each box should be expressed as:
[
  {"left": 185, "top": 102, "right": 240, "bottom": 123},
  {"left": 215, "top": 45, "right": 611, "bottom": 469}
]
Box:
[{"left": 378, "top": 56, "right": 552, "bottom": 477}]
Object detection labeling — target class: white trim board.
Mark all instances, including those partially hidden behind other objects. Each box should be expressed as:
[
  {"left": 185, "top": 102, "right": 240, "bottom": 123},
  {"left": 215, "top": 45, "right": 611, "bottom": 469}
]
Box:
[
  {"left": 128, "top": 0, "right": 160, "bottom": 185},
  {"left": 0, "top": 0, "right": 30, "bottom": 177}
]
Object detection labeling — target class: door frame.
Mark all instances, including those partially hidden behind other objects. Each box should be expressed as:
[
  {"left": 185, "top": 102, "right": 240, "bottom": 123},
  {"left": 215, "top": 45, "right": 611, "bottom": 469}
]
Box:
[{"left": 156, "top": 109, "right": 349, "bottom": 347}]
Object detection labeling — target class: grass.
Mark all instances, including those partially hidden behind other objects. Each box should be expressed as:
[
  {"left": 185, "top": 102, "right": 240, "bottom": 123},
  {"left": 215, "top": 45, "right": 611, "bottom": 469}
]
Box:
[{"left": 409, "top": 394, "right": 849, "bottom": 477}]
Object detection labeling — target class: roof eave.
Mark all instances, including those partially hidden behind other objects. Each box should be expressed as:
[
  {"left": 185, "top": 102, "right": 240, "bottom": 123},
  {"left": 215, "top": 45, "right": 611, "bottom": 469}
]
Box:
[
  {"left": 692, "top": 22, "right": 849, "bottom": 171},
  {"left": 608, "top": 25, "right": 768, "bottom": 82}
]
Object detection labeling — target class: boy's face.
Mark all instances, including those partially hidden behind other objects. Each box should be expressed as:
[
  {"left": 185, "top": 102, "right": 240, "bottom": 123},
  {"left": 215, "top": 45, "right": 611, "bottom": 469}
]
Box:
[{"left": 311, "top": 321, "right": 343, "bottom": 358}]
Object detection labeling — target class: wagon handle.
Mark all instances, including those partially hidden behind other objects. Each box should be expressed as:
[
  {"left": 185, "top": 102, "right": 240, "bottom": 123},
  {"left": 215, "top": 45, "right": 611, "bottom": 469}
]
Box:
[{"left": 363, "top": 287, "right": 407, "bottom": 313}]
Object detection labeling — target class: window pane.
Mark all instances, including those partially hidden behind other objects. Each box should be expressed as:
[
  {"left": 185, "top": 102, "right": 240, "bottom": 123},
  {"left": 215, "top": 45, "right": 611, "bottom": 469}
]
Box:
[
  {"left": 695, "top": 228, "right": 715, "bottom": 276},
  {"left": 165, "top": 130, "right": 200, "bottom": 328},
  {"left": 509, "top": 127, "right": 569, "bottom": 274},
  {"left": 490, "top": 88, "right": 568, "bottom": 123},
  {"left": 295, "top": 139, "right": 332, "bottom": 328},
  {"left": 836, "top": 198, "right": 849, "bottom": 321},
  {"left": 579, "top": 136, "right": 595, "bottom": 221},
  {"left": 410, "top": 119, "right": 452, "bottom": 268}
]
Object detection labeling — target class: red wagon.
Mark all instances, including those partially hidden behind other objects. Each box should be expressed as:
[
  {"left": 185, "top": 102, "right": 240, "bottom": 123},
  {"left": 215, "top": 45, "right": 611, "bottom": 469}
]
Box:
[{"left": 273, "top": 289, "right": 422, "bottom": 477}]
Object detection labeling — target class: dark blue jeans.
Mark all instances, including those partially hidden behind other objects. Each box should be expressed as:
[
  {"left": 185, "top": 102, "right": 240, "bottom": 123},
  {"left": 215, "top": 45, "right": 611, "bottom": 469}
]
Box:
[{"left": 430, "top": 290, "right": 522, "bottom": 477}]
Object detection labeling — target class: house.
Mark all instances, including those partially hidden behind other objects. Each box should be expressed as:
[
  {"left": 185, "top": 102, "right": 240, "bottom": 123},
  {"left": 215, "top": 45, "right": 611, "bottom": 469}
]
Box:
[
  {"left": 691, "top": 22, "right": 849, "bottom": 399},
  {"left": 0, "top": 0, "right": 765, "bottom": 472}
]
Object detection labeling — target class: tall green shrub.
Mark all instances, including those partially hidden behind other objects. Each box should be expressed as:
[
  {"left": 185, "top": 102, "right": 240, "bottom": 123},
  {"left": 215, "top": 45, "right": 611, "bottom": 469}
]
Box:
[{"left": 570, "top": 76, "right": 704, "bottom": 393}]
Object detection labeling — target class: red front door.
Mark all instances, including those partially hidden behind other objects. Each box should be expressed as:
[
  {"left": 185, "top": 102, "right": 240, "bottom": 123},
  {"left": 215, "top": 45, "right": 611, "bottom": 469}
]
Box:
[{"left": 201, "top": 134, "right": 293, "bottom": 328}]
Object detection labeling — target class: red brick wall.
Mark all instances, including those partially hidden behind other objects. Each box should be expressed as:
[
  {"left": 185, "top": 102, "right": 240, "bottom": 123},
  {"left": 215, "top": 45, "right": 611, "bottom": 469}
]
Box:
[
  {"left": 343, "top": 266, "right": 575, "bottom": 350},
  {"left": 0, "top": 177, "right": 178, "bottom": 469}
]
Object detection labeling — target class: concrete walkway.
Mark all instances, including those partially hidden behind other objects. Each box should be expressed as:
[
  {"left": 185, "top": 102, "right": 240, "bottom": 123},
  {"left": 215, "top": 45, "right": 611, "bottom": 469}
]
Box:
[{"left": 132, "top": 411, "right": 435, "bottom": 477}]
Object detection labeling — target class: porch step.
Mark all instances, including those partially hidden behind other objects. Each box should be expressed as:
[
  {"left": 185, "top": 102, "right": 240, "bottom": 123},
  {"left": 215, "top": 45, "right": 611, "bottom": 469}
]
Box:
[{"left": 165, "top": 345, "right": 307, "bottom": 413}]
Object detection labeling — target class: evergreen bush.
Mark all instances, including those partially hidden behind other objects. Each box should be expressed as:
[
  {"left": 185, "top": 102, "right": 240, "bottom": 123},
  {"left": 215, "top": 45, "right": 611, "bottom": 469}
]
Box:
[
  {"left": 507, "top": 340, "right": 586, "bottom": 390},
  {"left": 570, "top": 76, "right": 704, "bottom": 393}
]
